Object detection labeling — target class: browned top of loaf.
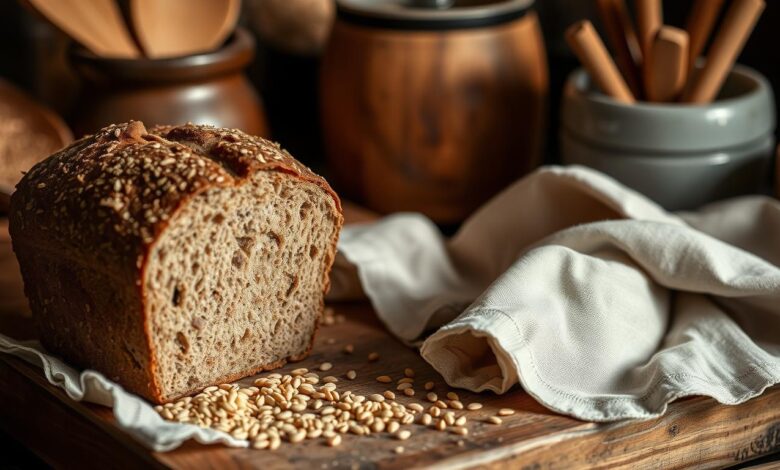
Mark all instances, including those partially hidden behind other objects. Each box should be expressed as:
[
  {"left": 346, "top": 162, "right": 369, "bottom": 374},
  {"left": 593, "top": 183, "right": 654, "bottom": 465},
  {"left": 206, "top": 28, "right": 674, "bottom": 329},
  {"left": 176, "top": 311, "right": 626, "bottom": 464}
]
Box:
[{"left": 9, "top": 121, "right": 341, "bottom": 280}]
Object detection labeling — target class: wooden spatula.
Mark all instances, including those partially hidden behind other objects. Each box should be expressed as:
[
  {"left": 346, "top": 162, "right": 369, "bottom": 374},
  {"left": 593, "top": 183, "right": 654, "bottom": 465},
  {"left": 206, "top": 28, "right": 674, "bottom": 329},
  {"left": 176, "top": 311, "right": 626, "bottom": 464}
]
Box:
[
  {"left": 645, "top": 27, "right": 689, "bottom": 102},
  {"left": 26, "top": 0, "right": 140, "bottom": 58},
  {"left": 130, "top": 0, "right": 241, "bottom": 58}
]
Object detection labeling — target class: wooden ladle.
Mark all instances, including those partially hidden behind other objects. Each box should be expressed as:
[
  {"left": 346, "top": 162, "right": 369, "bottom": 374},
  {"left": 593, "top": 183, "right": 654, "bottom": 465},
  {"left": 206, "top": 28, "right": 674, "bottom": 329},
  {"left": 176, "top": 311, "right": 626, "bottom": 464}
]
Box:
[
  {"left": 25, "top": 0, "right": 140, "bottom": 58},
  {"left": 130, "top": 0, "right": 241, "bottom": 58}
]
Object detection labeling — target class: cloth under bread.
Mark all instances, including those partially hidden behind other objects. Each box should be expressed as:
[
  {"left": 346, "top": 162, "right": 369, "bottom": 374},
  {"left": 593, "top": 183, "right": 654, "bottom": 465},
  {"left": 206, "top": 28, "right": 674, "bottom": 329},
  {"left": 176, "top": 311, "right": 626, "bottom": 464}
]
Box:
[
  {"left": 0, "top": 335, "right": 250, "bottom": 451},
  {"left": 330, "top": 165, "right": 780, "bottom": 421}
]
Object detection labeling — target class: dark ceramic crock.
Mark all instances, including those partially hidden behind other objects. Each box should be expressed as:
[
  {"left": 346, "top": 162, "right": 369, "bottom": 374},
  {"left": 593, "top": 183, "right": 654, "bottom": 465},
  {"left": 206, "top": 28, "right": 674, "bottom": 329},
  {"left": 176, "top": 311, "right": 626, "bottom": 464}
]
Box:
[{"left": 69, "top": 27, "right": 268, "bottom": 137}]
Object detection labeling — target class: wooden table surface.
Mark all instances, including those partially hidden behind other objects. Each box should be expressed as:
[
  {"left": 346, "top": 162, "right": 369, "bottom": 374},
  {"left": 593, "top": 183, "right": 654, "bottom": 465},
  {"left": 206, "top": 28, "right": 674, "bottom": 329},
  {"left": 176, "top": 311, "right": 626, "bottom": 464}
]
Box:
[
  {"left": 2, "top": 302, "right": 780, "bottom": 469},
  {"left": 1, "top": 205, "right": 780, "bottom": 469}
]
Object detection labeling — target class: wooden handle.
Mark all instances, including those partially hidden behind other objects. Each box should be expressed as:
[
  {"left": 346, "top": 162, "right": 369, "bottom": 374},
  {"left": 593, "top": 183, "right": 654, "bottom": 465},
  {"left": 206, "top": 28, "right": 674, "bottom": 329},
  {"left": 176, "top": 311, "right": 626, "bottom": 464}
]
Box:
[
  {"left": 635, "top": 0, "right": 662, "bottom": 59},
  {"left": 685, "top": 0, "right": 726, "bottom": 75},
  {"left": 595, "top": 0, "right": 643, "bottom": 98},
  {"left": 682, "top": 0, "right": 765, "bottom": 104},
  {"left": 645, "top": 27, "right": 689, "bottom": 102},
  {"left": 566, "top": 20, "right": 636, "bottom": 104}
]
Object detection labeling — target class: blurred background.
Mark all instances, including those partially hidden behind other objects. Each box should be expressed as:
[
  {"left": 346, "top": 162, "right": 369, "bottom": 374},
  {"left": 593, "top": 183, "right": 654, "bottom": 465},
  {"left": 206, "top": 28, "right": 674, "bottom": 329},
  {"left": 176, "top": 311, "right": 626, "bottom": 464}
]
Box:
[
  {"left": 0, "top": 0, "right": 777, "bottom": 227},
  {"left": 0, "top": 0, "right": 777, "bottom": 168}
]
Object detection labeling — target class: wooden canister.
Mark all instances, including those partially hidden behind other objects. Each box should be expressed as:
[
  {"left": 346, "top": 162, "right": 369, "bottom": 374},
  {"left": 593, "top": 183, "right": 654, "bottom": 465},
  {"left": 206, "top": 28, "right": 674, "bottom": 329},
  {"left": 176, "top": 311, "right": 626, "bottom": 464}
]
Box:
[{"left": 321, "top": 0, "right": 548, "bottom": 224}]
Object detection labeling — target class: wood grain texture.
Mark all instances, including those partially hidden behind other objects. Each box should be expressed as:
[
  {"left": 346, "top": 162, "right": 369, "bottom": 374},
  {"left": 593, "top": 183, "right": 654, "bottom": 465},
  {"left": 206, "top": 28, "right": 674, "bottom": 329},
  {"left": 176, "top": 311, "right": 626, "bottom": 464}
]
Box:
[
  {"left": 320, "top": 14, "right": 548, "bottom": 224},
  {"left": 1, "top": 301, "right": 779, "bottom": 468}
]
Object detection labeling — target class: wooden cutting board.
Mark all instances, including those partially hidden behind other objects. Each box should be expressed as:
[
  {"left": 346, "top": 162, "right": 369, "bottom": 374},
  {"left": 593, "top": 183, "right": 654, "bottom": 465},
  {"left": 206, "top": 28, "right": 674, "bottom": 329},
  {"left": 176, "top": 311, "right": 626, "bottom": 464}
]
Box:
[{"left": 0, "top": 205, "right": 779, "bottom": 468}]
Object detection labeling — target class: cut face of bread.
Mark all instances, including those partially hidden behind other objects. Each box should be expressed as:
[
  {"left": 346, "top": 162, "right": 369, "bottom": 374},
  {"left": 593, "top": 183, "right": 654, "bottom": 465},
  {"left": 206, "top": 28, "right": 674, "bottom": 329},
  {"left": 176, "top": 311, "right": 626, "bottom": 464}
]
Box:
[{"left": 146, "top": 170, "right": 339, "bottom": 401}]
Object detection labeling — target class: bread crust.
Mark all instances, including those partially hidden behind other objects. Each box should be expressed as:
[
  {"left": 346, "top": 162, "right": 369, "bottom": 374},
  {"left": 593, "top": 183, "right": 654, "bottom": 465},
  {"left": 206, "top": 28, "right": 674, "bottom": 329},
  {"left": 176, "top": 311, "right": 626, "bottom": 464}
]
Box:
[{"left": 10, "top": 121, "right": 343, "bottom": 404}]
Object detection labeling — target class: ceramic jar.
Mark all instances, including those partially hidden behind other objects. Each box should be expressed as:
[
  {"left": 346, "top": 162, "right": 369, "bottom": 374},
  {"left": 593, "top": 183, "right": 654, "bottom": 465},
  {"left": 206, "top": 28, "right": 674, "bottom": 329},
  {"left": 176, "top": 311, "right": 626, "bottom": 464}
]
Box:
[
  {"left": 561, "top": 65, "right": 776, "bottom": 211},
  {"left": 69, "top": 28, "right": 268, "bottom": 137}
]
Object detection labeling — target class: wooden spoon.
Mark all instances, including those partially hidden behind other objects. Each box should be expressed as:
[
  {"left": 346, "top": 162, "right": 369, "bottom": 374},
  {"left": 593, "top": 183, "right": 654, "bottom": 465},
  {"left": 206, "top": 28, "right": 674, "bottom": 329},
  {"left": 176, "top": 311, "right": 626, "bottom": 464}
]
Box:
[
  {"left": 25, "top": 0, "right": 140, "bottom": 58},
  {"left": 131, "top": 0, "right": 241, "bottom": 58}
]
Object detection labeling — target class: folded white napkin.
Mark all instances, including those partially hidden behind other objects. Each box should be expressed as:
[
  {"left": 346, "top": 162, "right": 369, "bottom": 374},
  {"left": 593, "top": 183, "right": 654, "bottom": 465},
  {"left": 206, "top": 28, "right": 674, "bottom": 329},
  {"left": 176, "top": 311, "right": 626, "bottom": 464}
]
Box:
[{"left": 331, "top": 165, "right": 780, "bottom": 421}]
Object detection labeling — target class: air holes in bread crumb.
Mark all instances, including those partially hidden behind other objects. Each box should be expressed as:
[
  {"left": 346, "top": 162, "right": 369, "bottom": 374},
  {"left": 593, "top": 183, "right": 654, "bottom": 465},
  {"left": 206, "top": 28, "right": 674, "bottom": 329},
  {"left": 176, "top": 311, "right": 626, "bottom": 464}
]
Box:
[
  {"left": 176, "top": 332, "right": 189, "bottom": 354},
  {"left": 267, "top": 231, "right": 283, "bottom": 249},
  {"left": 286, "top": 274, "right": 299, "bottom": 297},
  {"left": 213, "top": 213, "right": 225, "bottom": 224},
  {"left": 172, "top": 285, "right": 184, "bottom": 307},
  {"left": 232, "top": 250, "right": 246, "bottom": 269},
  {"left": 300, "top": 201, "right": 312, "bottom": 218},
  {"left": 235, "top": 236, "right": 255, "bottom": 255},
  {"left": 309, "top": 245, "right": 319, "bottom": 259}
]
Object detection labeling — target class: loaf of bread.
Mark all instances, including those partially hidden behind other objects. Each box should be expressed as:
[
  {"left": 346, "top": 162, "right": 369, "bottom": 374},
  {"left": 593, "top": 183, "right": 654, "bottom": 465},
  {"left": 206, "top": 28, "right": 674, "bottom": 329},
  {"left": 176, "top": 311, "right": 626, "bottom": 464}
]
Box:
[{"left": 10, "top": 121, "right": 343, "bottom": 403}]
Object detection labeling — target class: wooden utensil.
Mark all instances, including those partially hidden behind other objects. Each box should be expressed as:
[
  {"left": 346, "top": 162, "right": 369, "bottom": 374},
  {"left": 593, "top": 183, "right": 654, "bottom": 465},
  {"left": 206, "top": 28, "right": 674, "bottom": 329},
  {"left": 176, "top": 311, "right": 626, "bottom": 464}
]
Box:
[
  {"left": 645, "top": 27, "right": 689, "bottom": 102},
  {"left": 595, "top": 0, "right": 643, "bottom": 98},
  {"left": 566, "top": 20, "right": 636, "bottom": 104},
  {"left": 131, "top": 0, "right": 241, "bottom": 58},
  {"left": 635, "top": 0, "right": 662, "bottom": 59},
  {"left": 685, "top": 0, "right": 726, "bottom": 77},
  {"left": 683, "top": 0, "right": 765, "bottom": 104},
  {"left": 26, "top": 0, "right": 140, "bottom": 58}
]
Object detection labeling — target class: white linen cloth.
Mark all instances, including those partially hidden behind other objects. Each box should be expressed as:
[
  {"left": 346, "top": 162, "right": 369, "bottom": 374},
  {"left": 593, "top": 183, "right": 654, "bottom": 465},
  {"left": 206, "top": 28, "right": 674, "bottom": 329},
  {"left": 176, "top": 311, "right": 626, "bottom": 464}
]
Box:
[
  {"left": 331, "top": 165, "right": 780, "bottom": 421},
  {"left": 0, "top": 335, "right": 250, "bottom": 451},
  {"left": 0, "top": 165, "right": 778, "bottom": 452}
]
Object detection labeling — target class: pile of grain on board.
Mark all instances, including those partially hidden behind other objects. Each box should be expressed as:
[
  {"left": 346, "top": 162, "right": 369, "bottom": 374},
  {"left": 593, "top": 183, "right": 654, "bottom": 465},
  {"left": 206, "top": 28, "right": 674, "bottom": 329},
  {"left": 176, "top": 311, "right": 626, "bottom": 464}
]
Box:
[{"left": 155, "top": 362, "right": 515, "bottom": 450}]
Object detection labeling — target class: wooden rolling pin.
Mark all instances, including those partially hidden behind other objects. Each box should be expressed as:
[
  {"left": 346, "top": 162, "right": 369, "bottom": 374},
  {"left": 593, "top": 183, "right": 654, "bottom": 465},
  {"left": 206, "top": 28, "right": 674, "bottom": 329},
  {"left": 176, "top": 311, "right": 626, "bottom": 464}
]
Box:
[
  {"left": 645, "top": 27, "right": 689, "bottom": 102},
  {"left": 683, "top": 0, "right": 765, "bottom": 103},
  {"left": 566, "top": 20, "right": 636, "bottom": 104}
]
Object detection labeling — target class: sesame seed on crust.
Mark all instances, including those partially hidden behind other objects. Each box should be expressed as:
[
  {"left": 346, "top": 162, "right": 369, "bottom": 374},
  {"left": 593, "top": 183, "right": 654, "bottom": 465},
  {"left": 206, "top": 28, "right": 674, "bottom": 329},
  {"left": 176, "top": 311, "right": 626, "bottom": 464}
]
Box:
[{"left": 9, "top": 121, "right": 341, "bottom": 276}]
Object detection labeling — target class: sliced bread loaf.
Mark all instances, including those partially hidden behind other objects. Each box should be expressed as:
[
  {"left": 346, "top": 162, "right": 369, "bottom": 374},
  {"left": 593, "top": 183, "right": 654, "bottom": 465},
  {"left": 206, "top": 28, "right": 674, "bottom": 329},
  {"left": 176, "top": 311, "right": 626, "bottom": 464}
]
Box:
[{"left": 10, "top": 121, "right": 343, "bottom": 403}]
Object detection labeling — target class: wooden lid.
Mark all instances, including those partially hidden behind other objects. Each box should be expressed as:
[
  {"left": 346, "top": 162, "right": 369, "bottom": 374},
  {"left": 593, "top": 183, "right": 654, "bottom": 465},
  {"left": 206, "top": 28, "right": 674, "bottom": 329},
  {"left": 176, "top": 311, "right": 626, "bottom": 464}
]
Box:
[{"left": 336, "top": 0, "right": 533, "bottom": 30}]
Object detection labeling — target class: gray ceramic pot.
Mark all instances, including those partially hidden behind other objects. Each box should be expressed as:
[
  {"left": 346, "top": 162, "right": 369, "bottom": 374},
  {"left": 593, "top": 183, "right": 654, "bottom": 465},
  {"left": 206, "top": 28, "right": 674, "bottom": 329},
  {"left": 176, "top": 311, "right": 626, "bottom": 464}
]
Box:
[{"left": 561, "top": 65, "right": 776, "bottom": 210}]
